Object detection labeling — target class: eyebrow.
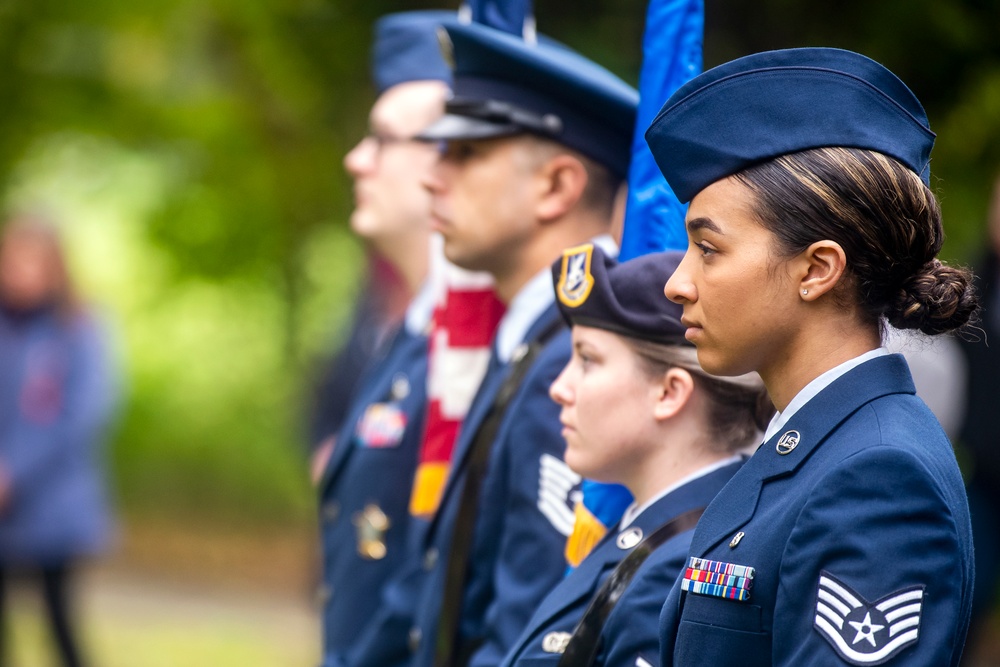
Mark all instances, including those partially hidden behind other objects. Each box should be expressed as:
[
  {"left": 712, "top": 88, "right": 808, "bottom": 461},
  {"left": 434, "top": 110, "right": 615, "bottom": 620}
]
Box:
[{"left": 686, "top": 217, "right": 723, "bottom": 234}]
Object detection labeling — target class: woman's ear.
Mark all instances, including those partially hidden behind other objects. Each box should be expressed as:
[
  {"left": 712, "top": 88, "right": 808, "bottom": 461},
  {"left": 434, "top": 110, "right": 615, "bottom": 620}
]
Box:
[
  {"left": 652, "top": 367, "right": 695, "bottom": 422},
  {"left": 535, "top": 154, "right": 589, "bottom": 222},
  {"left": 795, "top": 240, "right": 847, "bottom": 301}
]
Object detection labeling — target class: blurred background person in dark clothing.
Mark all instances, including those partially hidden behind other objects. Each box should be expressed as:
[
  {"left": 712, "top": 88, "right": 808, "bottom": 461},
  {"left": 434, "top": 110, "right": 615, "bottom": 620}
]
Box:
[
  {"left": 0, "top": 215, "right": 121, "bottom": 667},
  {"left": 308, "top": 253, "right": 410, "bottom": 483},
  {"left": 960, "top": 174, "right": 1000, "bottom": 661}
]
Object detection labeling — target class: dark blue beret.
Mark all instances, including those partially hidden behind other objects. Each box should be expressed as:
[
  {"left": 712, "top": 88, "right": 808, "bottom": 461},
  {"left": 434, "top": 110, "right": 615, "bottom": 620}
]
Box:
[
  {"left": 418, "top": 22, "right": 639, "bottom": 177},
  {"left": 372, "top": 11, "right": 457, "bottom": 94},
  {"left": 552, "top": 244, "right": 688, "bottom": 345},
  {"left": 645, "top": 47, "right": 936, "bottom": 203}
]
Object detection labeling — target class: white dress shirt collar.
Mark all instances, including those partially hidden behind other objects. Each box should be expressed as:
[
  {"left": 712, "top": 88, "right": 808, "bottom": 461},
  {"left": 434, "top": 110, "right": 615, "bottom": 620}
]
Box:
[{"left": 620, "top": 455, "right": 744, "bottom": 529}]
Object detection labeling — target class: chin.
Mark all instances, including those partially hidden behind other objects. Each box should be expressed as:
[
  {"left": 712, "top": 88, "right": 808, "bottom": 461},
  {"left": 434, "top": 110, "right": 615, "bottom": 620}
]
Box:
[
  {"left": 562, "top": 448, "right": 590, "bottom": 479},
  {"left": 441, "top": 243, "right": 481, "bottom": 273},
  {"left": 697, "top": 348, "right": 756, "bottom": 378}
]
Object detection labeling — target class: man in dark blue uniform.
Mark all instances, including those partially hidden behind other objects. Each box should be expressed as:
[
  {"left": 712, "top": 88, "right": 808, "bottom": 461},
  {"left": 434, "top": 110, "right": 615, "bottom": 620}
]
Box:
[
  {"left": 317, "top": 11, "right": 454, "bottom": 666},
  {"left": 341, "top": 21, "right": 639, "bottom": 667}
]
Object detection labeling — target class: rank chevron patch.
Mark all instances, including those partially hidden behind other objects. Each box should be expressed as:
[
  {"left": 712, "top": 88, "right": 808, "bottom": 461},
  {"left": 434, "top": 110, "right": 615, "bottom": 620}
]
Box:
[{"left": 814, "top": 571, "right": 925, "bottom": 665}]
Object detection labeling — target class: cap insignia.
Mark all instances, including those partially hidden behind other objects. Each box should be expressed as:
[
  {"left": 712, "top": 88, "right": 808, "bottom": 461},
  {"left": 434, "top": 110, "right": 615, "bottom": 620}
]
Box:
[{"left": 557, "top": 244, "right": 595, "bottom": 308}]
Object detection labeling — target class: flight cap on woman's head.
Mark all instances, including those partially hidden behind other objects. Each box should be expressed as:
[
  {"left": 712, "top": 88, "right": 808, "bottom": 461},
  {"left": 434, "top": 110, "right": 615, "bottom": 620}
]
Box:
[
  {"left": 552, "top": 244, "right": 688, "bottom": 345},
  {"left": 644, "top": 47, "right": 935, "bottom": 203}
]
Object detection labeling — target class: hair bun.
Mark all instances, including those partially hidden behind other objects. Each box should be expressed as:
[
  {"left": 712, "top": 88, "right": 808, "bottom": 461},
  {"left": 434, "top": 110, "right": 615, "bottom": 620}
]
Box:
[{"left": 888, "top": 259, "right": 978, "bottom": 335}]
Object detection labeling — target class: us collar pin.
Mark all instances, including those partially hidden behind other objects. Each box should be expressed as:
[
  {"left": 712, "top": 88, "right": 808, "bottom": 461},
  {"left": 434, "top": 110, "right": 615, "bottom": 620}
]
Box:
[
  {"left": 729, "top": 531, "right": 745, "bottom": 548},
  {"left": 776, "top": 430, "right": 800, "bottom": 455},
  {"left": 616, "top": 527, "right": 643, "bottom": 550}
]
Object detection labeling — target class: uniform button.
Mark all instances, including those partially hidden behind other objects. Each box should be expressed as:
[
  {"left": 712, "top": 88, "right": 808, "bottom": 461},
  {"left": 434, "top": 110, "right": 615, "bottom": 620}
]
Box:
[
  {"left": 323, "top": 501, "right": 341, "bottom": 522},
  {"left": 408, "top": 627, "right": 422, "bottom": 652},
  {"left": 423, "top": 547, "right": 438, "bottom": 571}
]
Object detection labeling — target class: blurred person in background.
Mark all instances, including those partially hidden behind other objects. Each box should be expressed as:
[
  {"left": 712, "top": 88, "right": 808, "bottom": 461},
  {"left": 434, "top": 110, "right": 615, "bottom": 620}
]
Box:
[
  {"left": 308, "top": 253, "right": 410, "bottom": 483},
  {"left": 317, "top": 10, "right": 484, "bottom": 666},
  {"left": 958, "top": 173, "right": 1000, "bottom": 661},
  {"left": 0, "top": 215, "right": 121, "bottom": 667}
]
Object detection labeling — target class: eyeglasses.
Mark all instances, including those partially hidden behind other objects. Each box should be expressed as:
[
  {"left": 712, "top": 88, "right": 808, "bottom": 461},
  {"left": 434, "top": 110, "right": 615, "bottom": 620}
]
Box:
[{"left": 358, "top": 131, "right": 430, "bottom": 161}]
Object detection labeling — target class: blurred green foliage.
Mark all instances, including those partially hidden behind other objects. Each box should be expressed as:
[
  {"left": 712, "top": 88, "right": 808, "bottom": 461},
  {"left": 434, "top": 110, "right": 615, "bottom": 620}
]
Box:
[{"left": 0, "top": 0, "right": 997, "bottom": 527}]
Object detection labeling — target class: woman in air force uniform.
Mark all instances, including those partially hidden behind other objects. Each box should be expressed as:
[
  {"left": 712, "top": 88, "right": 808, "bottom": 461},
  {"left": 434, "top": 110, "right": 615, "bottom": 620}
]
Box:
[
  {"left": 499, "top": 244, "right": 771, "bottom": 667},
  {"left": 646, "top": 48, "right": 977, "bottom": 666}
]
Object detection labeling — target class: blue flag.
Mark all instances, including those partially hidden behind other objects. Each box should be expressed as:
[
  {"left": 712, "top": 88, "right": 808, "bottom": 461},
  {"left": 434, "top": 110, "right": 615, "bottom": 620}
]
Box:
[
  {"left": 568, "top": 0, "right": 704, "bottom": 568},
  {"left": 621, "top": 0, "right": 703, "bottom": 260}
]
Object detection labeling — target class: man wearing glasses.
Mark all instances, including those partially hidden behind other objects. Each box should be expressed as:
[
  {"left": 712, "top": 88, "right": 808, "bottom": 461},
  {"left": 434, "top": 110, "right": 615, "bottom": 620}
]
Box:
[{"left": 317, "top": 10, "right": 452, "bottom": 665}]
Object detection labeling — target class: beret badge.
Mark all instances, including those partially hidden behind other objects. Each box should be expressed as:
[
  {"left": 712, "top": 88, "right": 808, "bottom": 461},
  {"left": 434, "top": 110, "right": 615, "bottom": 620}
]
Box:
[{"left": 557, "top": 244, "right": 595, "bottom": 308}]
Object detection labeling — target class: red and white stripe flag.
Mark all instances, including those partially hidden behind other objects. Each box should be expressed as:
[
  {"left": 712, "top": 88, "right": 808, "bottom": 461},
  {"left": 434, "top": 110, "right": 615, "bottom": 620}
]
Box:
[{"left": 410, "top": 236, "right": 505, "bottom": 518}]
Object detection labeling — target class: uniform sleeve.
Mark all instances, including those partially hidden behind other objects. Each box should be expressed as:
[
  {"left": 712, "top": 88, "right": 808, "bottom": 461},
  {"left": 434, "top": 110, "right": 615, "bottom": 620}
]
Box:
[
  {"left": 4, "top": 313, "right": 121, "bottom": 495},
  {"left": 467, "top": 336, "right": 580, "bottom": 667},
  {"left": 776, "top": 445, "right": 968, "bottom": 666},
  {"left": 600, "top": 540, "right": 691, "bottom": 667}
]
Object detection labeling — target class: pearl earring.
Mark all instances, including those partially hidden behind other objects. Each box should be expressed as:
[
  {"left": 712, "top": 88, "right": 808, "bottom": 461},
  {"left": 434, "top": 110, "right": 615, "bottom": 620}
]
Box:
[{"left": 802, "top": 289, "right": 809, "bottom": 296}]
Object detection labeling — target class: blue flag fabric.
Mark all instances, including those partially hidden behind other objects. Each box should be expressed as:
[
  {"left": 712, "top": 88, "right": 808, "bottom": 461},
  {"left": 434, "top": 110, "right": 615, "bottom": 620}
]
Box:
[
  {"left": 462, "top": 0, "right": 533, "bottom": 37},
  {"left": 569, "top": 0, "right": 704, "bottom": 567},
  {"left": 620, "top": 0, "right": 703, "bottom": 260}
]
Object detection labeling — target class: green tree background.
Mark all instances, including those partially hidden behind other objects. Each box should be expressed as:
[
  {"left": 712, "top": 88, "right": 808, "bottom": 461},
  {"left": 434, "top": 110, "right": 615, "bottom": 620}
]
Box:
[{"left": 1, "top": 0, "right": 997, "bottom": 533}]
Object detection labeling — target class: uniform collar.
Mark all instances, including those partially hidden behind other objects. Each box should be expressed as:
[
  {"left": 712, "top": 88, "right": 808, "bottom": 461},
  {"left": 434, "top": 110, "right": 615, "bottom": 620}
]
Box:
[
  {"left": 690, "top": 353, "right": 915, "bottom": 556},
  {"left": 403, "top": 278, "right": 436, "bottom": 336},
  {"left": 620, "top": 454, "right": 744, "bottom": 529},
  {"left": 763, "top": 347, "right": 889, "bottom": 443}
]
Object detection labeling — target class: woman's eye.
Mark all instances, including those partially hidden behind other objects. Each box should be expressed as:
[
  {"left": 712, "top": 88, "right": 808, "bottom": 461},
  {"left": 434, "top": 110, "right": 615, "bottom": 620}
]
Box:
[{"left": 694, "top": 241, "right": 717, "bottom": 257}]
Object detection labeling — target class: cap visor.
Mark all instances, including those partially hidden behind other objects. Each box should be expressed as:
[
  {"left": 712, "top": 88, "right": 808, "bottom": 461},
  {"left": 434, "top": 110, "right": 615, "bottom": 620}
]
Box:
[{"left": 416, "top": 113, "right": 522, "bottom": 141}]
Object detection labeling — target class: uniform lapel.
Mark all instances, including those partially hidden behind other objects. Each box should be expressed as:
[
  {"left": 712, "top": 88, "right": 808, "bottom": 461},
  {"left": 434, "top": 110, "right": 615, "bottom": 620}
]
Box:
[
  {"left": 319, "top": 328, "right": 410, "bottom": 494},
  {"left": 689, "top": 354, "right": 916, "bottom": 556},
  {"left": 424, "top": 346, "right": 509, "bottom": 539},
  {"left": 425, "top": 305, "right": 564, "bottom": 540},
  {"left": 524, "top": 461, "right": 742, "bottom": 646}
]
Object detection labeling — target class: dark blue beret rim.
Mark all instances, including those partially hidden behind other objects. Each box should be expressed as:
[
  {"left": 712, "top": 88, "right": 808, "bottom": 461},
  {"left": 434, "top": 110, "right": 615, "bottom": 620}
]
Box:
[{"left": 565, "top": 315, "right": 694, "bottom": 348}]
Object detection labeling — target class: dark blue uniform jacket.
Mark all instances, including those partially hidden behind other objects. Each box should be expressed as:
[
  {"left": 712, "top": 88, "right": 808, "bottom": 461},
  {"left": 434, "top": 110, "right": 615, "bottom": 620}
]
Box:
[
  {"left": 413, "top": 305, "right": 577, "bottom": 667},
  {"left": 342, "top": 305, "right": 577, "bottom": 667},
  {"left": 501, "top": 459, "right": 743, "bottom": 667},
  {"left": 319, "top": 325, "right": 429, "bottom": 657},
  {"left": 660, "top": 354, "right": 974, "bottom": 667}
]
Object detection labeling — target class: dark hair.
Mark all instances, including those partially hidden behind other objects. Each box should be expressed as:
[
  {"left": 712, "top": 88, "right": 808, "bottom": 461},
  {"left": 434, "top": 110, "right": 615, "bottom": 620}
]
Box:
[
  {"left": 622, "top": 338, "right": 774, "bottom": 453},
  {"left": 734, "top": 147, "right": 978, "bottom": 336}
]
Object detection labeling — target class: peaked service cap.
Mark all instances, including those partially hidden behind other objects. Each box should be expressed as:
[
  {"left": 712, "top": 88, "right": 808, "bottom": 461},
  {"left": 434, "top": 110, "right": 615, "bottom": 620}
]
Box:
[
  {"left": 418, "top": 22, "right": 639, "bottom": 176},
  {"left": 644, "top": 47, "right": 936, "bottom": 203}
]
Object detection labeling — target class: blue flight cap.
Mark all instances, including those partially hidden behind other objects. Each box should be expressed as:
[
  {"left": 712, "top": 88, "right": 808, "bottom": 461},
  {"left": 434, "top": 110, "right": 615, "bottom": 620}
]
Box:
[
  {"left": 552, "top": 243, "right": 689, "bottom": 345},
  {"left": 644, "top": 47, "right": 936, "bottom": 203},
  {"left": 372, "top": 11, "right": 457, "bottom": 94},
  {"left": 418, "top": 22, "right": 639, "bottom": 177}
]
